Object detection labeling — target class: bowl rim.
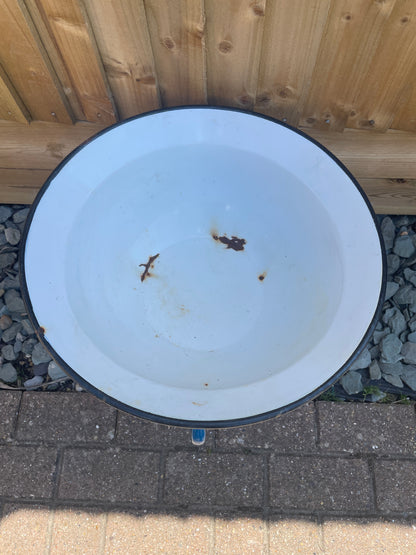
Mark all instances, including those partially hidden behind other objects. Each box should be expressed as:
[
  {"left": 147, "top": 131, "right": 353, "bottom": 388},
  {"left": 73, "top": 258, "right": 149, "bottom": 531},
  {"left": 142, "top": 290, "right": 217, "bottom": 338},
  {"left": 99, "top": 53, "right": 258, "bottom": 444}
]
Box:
[{"left": 19, "top": 105, "right": 387, "bottom": 428}]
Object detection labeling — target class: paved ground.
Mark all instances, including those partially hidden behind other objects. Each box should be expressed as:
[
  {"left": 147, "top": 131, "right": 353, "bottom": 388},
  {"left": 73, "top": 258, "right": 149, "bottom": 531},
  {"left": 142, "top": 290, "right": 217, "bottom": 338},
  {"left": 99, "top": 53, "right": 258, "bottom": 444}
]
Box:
[{"left": 0, "top": 392, "right": 416, "bottom": 553}]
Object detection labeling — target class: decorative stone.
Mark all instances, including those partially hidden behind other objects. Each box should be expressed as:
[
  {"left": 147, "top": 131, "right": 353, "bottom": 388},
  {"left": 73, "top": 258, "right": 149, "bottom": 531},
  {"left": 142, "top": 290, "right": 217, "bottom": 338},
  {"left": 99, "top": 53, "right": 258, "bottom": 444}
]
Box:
[
  {"left": 1, "top": 344, "right": 16, "bottom": 361},
  {"left": 21, "top": 319, "right": 34, "bottom": 335},
  {"left": 4, "top": 227, "right": 20, "bottom": 246},
  {"left": 0, "top": 253, "right": 16, "bottom": 271},
  {"left": 408, "top": 331, "right": 416, "bottom": 343},
  {"left": 33, "top": 362, "right": 48, "bottom": 376},
  {"left": 48, "top": 360, "right": 67, "bottom": 380},
  {"left": 393, "top": 234, "right": 415, "bottom": 258},
  {"left": 4, "top": 290, "right": 25, "bottom": 313},
  {"left": 372, "top": 329, "right": 389, "bottom": 345},
  {"left": 404, "top": 268, "right": 416, "bottom": 287},
  {"left": 369, "top": 360, "right": 381, "bottom": 380},
  {"left": 13, "top": 339, "right": 22, "bottom": 354},
  {"left": 381, "top": 217, "right": 396, "bottom": 250},
  {"left": 402, "top": 342, "right": 416, "bottom": 365},
  {"left": 348, "top": 348, "right": 371, "bottom": 371},
  {"left": 23, "top": 375, "right": 44, "bottom": 389},
  {"left": 383, "top": 373, "right": 404, "bottom": 388},
  {"left": 2, "top": 322, "right": 21, "bottom": 343},
  {"left": 21, "top": 338, "right": 37, "bottom": 355},
  {"left": 0, "top": 206, "right": 12, "bottom": 223},
  {"left": 389, "top": 310, "right": 407, "bottom": 335},
  {"left": 393, "top": 285, "right": 416, "bottom": 306},
  {"left": 380, "top": 334, "right": 403, "bottom": 363},
  {"left": 385, "top": 281, "right": 399, "bottom": 301},
  {"left": 401, "top": 365, "right": 416, "bottom": 391},
  {"left": 379, "top": 361, "right": 403, "bottom": 375},
  {"left": 31, "top": 342, "right": 52, "bottom": 365},
  {"left": 387, "top": 254, "right": 400, "bottom": 275},
  {"left": 0, "top": 362, "right": 17, "bottom": 383},
  {"left": 0, "top": 314, "right": 12, "bottom": 330},
  {"left": 340, "top": 371, "right": 363, "bottom": 395},
  {"left": 12, "top": 207, "right": 30, "bottom": 224}
]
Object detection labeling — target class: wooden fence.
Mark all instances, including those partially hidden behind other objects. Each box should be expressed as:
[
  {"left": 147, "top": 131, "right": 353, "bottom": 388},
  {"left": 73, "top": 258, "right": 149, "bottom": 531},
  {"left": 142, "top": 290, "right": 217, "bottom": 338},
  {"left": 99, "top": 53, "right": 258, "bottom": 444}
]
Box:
[{"left": 1, "top": 0, "right": 416, "bottom": 211}]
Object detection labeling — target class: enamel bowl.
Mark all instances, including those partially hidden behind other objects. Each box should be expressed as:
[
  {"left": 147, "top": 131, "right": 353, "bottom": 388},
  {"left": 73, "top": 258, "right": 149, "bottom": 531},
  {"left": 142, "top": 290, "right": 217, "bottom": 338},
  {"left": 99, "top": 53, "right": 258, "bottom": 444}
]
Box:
[{"left": 21, "top": 107, "right": 385, "bottom": 427}]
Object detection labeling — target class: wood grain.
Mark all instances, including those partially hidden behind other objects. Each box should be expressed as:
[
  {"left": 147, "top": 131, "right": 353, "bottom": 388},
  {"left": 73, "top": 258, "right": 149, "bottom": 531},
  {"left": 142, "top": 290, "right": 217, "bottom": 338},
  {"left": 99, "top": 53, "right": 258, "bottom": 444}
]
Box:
[
  {"left": 0, "top": 1, "right": 71, "bottom": 123},
  {"left": 205, "top": 0, "right": 265, "bottom": 110},
  {"left": 83, "top": 0, "right": 160, "bottom": 119},
  {"left": 301, "top": 0, "right": 396, "bottom": 132},
  {"left": 145, "top": 0, "right": 206, "bottom": 106},
  {"left": 31, "top": 0, "right": 117, "bottom": 124},
  {"left": 254, "top": 0, "right": 330, "bottom": 126},
  {"left": 0, "top": 121, "right": 416, "bottom": 212},
  {"left": 0, "top": 65, "right": 30, "bottom": 123}
]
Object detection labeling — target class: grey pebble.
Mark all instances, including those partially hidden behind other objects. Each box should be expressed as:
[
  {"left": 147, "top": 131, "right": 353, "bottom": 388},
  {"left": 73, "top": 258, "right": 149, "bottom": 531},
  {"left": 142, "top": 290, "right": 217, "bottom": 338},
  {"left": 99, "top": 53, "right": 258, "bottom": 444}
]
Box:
[
  {"left": 0, "top": 253, "right": 16, "bottom": 271},
  {"left": 402, "top": 342, "right": 416, "bottom": 365},
  {"left": 348, "top": 348, "right": 371, "bottom": 371},
  {"left": 401, "top": 365, "right": 416, "bottom": 391},
  {"left": 0, "top": 362, "right": 17, "bottom": 383},
  {"left": 33, "top": 362, "right": 49, "bottom": 376},
  {"left": 373, "top": 329, "right": 389, "bottom": 346},
  {"left": 341, "top": 371, "right": 363, "bottom": 395},
  {"left": 1, "top": 344, "right": 16, "bottom": 361},
  {"left": 13, "top": 339, "right": 22, "bottom": 354},
  {"left": 21, "top": 319, "right": 34, "bottom": 335},
  {"left": 381, "top": 217, "right": 396, "bottom": 250},
  {"left": 2, "top": 322, "right": 22, "bottom": 343},
  {"left": 393, "top": 234, "right": 416, "bottom": 258},
  {"left": 24, "top": 375, "right": 44, "bottom": 389},
  {"left": 385, "top": 281, "right": 399, "bottom": 301},
  {"left": 389, "top": 310, "right": 407, "bottom": 335},
  {"left": 31, "top": 343, "right": 52, "bottom": 365},
  {"left": 4, "top": 290, "right": 25, "bottom": 313},
  {"left": 4, "top": 227, "right": 20, "bottom": 246},
  {"left": 383, "top": 373, "right": 404, "bottom": 388},
  {"left": 21, "top": 338, "right": 37, "bottom": 355},
  {"left": 369, "top": 344, "right": 380, "bottom": 360},
  {"left": 0, "top": 275, "right": 21, "bottom": 291},
  {"left": 393, "top": 285, "right": 416, "bottom": 306},
  {"left": 369, "top": 360, "right": 382, "bottom": 380},
  {"left": 404, "top": 268, "right": 416, "bottom": 287},
  {"left": 0, "top": 206, "right": 12, "bottom": 224},
  {"left": 0, "top": 314, "right": 12, "bottom": 330},
  {"left": 409, "top": 316, "right": 416, "bottom": 332},
  {"left": 408, "top": 331, "right": 416, "bottom": 343},
  {"left": 380, "top": 333, "right": 403, "bottom": 363},
  {"left": 379, "top": 361, "right": 403, "bottom": 375},
  {"left": 387, "top": 254, "right": 400, "bottom": 275},
  {"left": 12, "top": 208, "right": 30, "bottom": 224},
  {"left": 48, "top": 360, "right": 67, "bottom": 380}
]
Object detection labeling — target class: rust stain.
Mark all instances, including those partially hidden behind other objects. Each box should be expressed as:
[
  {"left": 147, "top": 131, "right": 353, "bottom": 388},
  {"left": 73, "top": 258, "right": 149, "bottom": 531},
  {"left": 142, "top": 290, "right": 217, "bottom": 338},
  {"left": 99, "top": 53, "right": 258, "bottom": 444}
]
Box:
[
  {"left": 258, "top": 272, "right": 267, "bottom": 281},
  {"left": 204, "top": 383, "right": 209, "bottom": 387},
  {"left": 212, "top": 233, "right": 246, "bottom": 251},
  {"left": 38, "top": 326, "right": 46, "bottom": 335},
  {"left": 192, "top": 401, "right": 207, "bottom": 406},
  {"left": 139, "top": 253, "right": 160, "bottom": 282}
]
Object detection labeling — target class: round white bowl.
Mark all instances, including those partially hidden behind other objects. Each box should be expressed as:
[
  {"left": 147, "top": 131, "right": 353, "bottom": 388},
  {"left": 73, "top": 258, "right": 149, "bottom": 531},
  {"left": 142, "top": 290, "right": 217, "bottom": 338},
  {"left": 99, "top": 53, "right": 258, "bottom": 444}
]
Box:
[{"left": 21, "top": 107, "right": 385, "bottom": 427}]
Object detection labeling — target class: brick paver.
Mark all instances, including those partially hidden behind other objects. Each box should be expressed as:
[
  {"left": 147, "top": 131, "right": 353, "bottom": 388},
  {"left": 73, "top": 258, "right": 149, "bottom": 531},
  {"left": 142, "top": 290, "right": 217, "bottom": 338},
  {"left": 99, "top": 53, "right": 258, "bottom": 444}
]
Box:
[{"left": 0, "top": 391, "right": 416, "bottom": 553}]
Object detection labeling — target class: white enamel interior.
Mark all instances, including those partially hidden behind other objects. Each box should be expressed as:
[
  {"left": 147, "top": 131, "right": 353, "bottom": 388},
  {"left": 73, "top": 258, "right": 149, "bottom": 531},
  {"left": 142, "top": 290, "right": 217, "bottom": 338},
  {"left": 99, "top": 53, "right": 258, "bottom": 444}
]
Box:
[{"left": 24, "top": 108, "right": 383, "bottom": 422}]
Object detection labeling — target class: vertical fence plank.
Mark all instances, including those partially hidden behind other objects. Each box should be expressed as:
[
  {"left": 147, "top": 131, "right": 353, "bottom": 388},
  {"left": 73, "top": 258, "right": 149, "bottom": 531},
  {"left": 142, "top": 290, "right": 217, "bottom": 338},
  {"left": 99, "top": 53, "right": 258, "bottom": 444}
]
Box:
[
  {"left": 302, "top": 0, "right": 416, "bottom": 133},
  {"left": 83, "top": 0, "right": 160, "bottom": 120},
  {"left": 145, "top": 0, "right": 206, "bottom": 106},
  {"left": 254, "top": 0, "right": 330, "bottom": 126},
  {"left": 205, "top": 0, "right": 265, "bottom": 110},
  {"left": 0, "top": 65, "right": 30, "bottom": 123},
  {"left": 32, "top": 0, "right": 117, "bottom": 124},
  {"left": 0, "top": 1, "right": 72, "bottom": 123}
]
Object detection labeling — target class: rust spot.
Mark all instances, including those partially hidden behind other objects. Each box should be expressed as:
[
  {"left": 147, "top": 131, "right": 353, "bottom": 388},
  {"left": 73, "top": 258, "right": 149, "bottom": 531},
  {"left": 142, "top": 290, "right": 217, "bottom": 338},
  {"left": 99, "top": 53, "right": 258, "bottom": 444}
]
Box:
[
  {"left": 204, "top": 383, "right": 208, "bottom": 387},
  {"left": 38, "top": 326, "right": 46, "bottom": 335},
  {"left": 192, "top": 401, "right": 206, "bottom": 406},
  {"left": 219, "top": 40, "right": 232, "bottom": 53},
  {"left": 139, "top": 253, "right": 160, "bottom": 282},
  {"left": 212, "top": 233, "right": 246, "bottom": 251},
  {"left": 258, "top": 272, "right": 267, "bottom": 281}
]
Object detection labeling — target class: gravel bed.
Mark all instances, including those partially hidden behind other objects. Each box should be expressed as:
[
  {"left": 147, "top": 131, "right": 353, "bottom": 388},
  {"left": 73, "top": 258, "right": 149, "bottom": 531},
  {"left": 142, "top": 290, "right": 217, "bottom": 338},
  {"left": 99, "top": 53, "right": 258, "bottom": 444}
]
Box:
[{"left": 0, "top": 205, "right": 415, "bottom": 403}]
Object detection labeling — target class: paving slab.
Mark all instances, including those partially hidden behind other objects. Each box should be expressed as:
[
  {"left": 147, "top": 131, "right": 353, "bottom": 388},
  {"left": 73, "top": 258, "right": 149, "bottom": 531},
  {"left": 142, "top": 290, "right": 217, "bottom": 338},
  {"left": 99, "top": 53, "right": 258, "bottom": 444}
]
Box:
[
  {"left": 116, "top": 411, "right": 215, "bottom": 448},
  {"left": 104, "top": 510, "right": 213, "bottom": 554},
  {"left": 322, "top": 518, "right": 416, "bottom": 554},
  {"left": 0, "top": 503, "right": 52, "bottom": 555},
  {"left": 0, "top": 446, "right": 57, "bottom": 499},
  {"left": 268, "top": 516, "right": 323, "bottom": 554},
  {"left": 17, "top": 392, "right": 117, "bottom": 443},
  {"left": 214, "top": 513, "right": 266, "bottom": 554},
  {"left": 318, "top": 402, "right": 416, "bottom": 455},
  {"left": 374, "top": 459, "right": 416, "bottom": 513},
  {"left": 0, "top": 391, "right": 21, "bottom": 441},
  {"left": 164, "top": 452, "right": 264, "bottom": 507},
  {"left": 58, "top": 448, "right": 160, "bottom": 503},
  {"left": 216, "top": 403, "right": 316, "bottom": 452},
  {"left": 50, "top": 508, "right": 106, "bottom": 554},
  {"left": 269, "top": 455, "right": 374, "bottom": 512}
]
